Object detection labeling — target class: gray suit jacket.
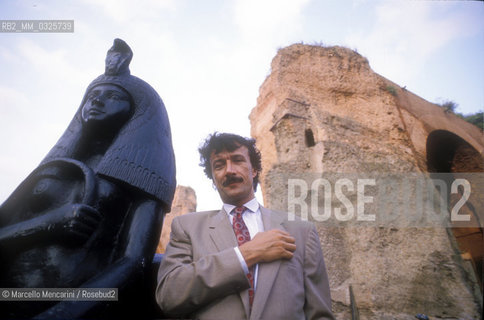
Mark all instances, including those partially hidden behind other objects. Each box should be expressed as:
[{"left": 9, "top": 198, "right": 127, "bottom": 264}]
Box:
[{"left": 156, "top": 206, "right": 334, "bottom": 320}]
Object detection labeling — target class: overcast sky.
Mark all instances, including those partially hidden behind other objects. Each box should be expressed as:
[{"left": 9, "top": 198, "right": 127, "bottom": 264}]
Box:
[{"left": 1, "top": 0, "right": 483, "bottom": 211}]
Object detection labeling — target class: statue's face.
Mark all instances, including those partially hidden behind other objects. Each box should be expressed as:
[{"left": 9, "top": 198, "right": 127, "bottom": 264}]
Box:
[{"left": 81, "top": 84, "right": 132, "bottom": 127}]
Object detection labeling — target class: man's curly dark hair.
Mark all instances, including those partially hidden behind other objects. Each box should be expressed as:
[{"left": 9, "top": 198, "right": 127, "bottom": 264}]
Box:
[{"left": 199, "top": 132, "right": 262, "bottom": 191}]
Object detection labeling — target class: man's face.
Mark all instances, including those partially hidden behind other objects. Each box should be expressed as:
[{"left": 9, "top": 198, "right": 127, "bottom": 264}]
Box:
[{"left": 210, "top": 144, "right": 256, "bottom": 206}]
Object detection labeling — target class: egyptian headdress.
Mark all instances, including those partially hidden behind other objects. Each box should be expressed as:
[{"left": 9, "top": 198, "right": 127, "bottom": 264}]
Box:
[{"left": 42, "top": 39, "right": 176, "bottom": 210}]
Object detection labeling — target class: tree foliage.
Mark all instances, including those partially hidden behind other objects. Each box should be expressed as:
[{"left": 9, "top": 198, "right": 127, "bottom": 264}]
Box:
[
  {"left": 463, "top": 112, "right": 483, "bottom": 130},
  {"left": 438, "top": 100, "right": 483, "bottom": 131},
  {"left": 440, "top": 100, "right": 458, "bottom": 113}
]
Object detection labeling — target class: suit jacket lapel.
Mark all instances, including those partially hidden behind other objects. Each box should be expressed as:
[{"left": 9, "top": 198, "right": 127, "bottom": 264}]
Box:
[
  {"left": 250, "top": 207, "right": 286, "bottom": 320},
  {"left": 208, "top": 209, "right": 252, "bottom": 318},
  {"left": 208, "top": 208, "right": 237, "bottom": 252}
]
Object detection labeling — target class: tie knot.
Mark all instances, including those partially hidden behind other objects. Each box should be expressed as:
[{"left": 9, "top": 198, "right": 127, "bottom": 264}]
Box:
[{"left": 233, "top": 206, "right": 246, "bottom": 216}]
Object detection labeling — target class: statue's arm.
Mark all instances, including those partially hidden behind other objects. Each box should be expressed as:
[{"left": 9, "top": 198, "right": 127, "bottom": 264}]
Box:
[
  {"left": 0, "top": 204, "right": 101, "bottom": 249},
  {"left": 0, "top": 208, "right": 57, "bottom": 246},
  {"left": 35, "top": 197, "right": 163, "bottom": 319}
]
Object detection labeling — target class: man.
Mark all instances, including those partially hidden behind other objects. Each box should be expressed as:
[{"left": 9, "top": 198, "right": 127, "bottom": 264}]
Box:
[{"left": 156, "top": 133, "right": 334, "bottom": 319}]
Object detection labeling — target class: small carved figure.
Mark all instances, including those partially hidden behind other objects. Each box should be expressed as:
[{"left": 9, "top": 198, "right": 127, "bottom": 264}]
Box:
[{"left": 0, "top": 39, "right": 176, "bottom": 319}]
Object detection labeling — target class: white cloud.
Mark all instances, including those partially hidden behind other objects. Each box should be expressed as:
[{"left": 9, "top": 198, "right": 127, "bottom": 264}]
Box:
[
  {"left": 0, "top": 86, "right": 30, "bottom": 116},
  {"left": 345, "top": 1, "right": 480, "bottom": 84},
  {"left": 234, "top": 0, "right": 311, "bottom": 43},
  {"left": 16, "top": 39, "right": 97, "bottom": 88},
  {"left": 79, "top": 0, "right": 176, "bottom": 22}
]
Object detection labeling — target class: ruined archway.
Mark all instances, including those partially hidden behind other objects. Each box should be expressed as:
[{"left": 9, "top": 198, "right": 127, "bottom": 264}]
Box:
[
  {"left": 426, "top": 130, "right": 483, "bottom": 290},
  {"left": 427, "top": 130, "right": 484, "bottom": 173}
]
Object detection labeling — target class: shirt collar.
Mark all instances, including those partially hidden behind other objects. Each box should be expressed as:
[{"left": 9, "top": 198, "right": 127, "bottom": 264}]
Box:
[{"left": 223, "top": 198, "right": 260, "bottom": 215}]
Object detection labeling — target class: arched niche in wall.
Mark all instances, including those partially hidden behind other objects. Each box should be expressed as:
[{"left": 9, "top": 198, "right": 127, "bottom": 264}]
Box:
[{"left": 426, "top": 129, "right": 483, "bottom": 291}]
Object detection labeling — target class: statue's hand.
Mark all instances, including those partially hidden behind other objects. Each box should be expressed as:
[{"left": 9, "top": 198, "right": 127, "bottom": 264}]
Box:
[{"left": 57, "top": 204, "right": 102, "bottom": 243}]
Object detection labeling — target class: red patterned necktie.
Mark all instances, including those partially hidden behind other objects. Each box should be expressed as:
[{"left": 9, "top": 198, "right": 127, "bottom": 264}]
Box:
[{"left": 232, "top": 206, "right": 255, "bottom": 307}]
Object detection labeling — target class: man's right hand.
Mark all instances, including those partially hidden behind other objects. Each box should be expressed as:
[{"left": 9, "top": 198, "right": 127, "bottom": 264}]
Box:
[{"left": 238, "top": 229, "right": 296, "bottom": 268}]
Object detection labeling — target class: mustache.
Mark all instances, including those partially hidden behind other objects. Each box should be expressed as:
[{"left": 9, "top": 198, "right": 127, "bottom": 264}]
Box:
[{"left": 222, "top": 175, "right": 243, "bottom": 187}]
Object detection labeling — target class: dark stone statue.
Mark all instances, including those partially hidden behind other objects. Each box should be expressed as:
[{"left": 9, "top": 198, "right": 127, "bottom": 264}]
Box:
[{"left": 0, "top": 39, "right": 176, "bottom": 319}]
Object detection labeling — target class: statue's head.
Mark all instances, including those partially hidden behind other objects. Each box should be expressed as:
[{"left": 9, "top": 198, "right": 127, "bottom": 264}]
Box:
[
  {"left": 44, "top": 39, "right": 176, "bottom": 208},
  {"left": 81, "top": 84, "right": 133, "bottom": 132},
  {"left": 79, "top": 39, "right": 163, "bottom": 135}
]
